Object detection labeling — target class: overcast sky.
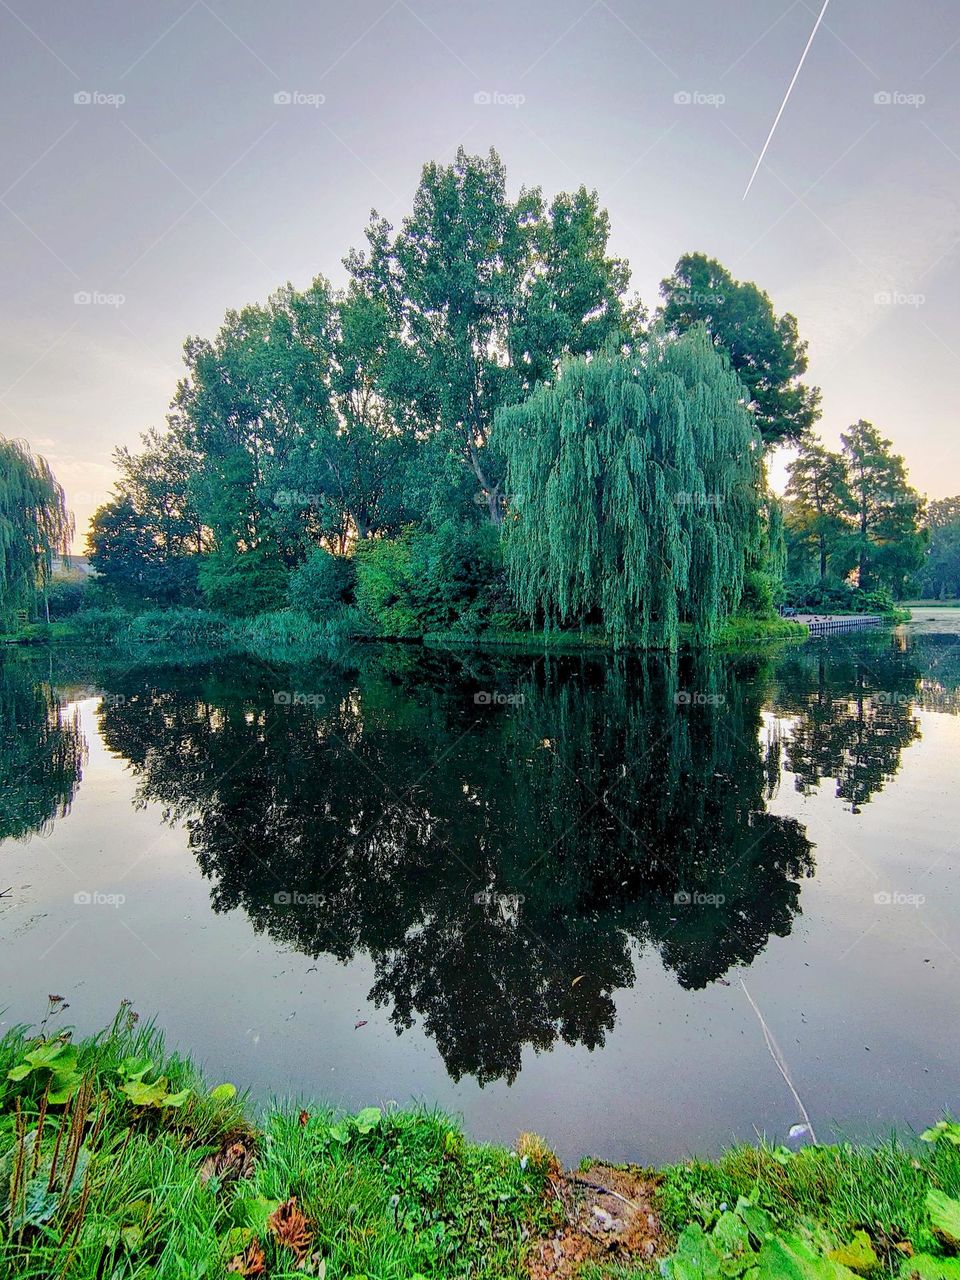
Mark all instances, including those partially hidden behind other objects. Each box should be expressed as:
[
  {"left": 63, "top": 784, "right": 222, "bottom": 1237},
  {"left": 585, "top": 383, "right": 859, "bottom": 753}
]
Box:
[{"left": 2, "top": 0, "right": 959, "bottom": 547}]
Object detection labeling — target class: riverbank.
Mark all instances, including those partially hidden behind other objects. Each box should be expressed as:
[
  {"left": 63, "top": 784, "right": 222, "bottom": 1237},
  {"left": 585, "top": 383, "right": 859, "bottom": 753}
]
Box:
[
  {"left": 2, "top": 1006, "right": 958, "bottom": 1279},
  {"left": 1, "top": 606, "right": 812, "bottom": 661}
]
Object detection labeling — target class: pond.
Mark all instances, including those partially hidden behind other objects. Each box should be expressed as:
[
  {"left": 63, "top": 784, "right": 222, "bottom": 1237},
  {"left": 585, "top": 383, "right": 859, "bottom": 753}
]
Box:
[{"left": 1, "top": 622, "right": 959, "bottom": 1165}]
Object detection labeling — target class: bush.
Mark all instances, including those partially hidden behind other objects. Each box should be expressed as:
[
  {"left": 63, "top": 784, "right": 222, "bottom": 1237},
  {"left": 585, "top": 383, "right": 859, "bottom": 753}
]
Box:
[
  {"left": 198, "top": 548, "right": 288, "bottom": 616},
  {"left": 45, "top": 578, "right": 88, "bottom": 619},
  {"left": 288, "top": 547, "right": 356, "bottom": 618},
  {"left": 354, "top": 533, "right": 420, "bottom": 637},
  {"left": 783, "top": 581, "right": 899, "bottom": 616},
  {"left": 353, "top": 523, "right": 507, "bottom": 638},
  {"left": 739, "top": 568, "right": 777, "bottom": 618}
]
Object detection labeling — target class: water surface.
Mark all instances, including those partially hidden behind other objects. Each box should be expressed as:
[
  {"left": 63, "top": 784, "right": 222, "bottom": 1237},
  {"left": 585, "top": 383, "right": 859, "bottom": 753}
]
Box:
[{"left": 1, "top": 623, "right": 958, "bottom": 1163}]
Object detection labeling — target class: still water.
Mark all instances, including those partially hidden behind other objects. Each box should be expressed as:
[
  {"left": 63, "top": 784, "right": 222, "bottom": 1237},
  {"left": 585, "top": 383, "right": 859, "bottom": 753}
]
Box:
[{"left": 1, "top": 621, "right": 959, "bottom": 1164}]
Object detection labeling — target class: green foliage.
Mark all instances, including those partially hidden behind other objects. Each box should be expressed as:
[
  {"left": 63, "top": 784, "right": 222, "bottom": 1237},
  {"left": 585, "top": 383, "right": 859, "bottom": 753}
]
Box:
[
  {"left": 916, "top": 498, "right": 960, "bottom": 600},
  {"left": 495, "top": 327, "right": 764, "bottom": 648},
  {"left": 354, "top": 531, "right": 420, "bottom": 636},
  {"left": 841, "top": 420, "right": 926, "bottom": 598},
  {"left": 198, "top": 546, "right": 288, "bottom": 615},
  {"left": 782, "top": 582, "right": 901, "bottom": 617},
  {"left": 45, "top": 576, "right": 88, "bottom": 619},
  {"left": 785, "top": 437, "right": 855, "bottom": 584},
  {"left": 348, "top": 147, "right": 635, "bottom": 519},
  {"left": 656, "top": 1130, "right": 960, "bottom": 1269},
  {"left": 288, "top": 545, "right": 356, "bottom": 618},
  {"left": 0, "top": 1010, "right": 549, "bottom": 1280},
  {"left": 659, "top": 252, "right": 821, "bottom": 446},
  {"left": 0, "top": 436, "right": 73, "bottom": 626}
]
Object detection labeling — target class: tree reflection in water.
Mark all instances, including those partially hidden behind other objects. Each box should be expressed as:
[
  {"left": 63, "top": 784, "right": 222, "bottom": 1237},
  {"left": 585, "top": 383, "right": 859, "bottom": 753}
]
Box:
[{"left": 74, "top": 633, "right": 942, "bottom": 1084}]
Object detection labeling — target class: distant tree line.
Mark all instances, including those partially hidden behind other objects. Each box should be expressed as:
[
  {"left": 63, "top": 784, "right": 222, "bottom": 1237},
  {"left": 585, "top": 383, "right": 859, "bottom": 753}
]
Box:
[{"left": 784, "top": 421, "right": 927, "bottom": 606}]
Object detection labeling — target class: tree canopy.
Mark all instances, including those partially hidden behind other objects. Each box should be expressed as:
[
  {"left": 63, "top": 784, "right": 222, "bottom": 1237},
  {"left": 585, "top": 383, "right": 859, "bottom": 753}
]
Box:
[
  {"left": 659, "top": 252, "right": 820, "bottom": 447},
  {"left": 495, "top": 326, "right": 764, "bottom": 648}
]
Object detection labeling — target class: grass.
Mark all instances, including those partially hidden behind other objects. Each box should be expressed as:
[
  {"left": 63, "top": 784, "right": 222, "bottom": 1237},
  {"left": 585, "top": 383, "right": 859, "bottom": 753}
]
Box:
[
  {"left": 4, "top": 1006, "right": 960, "bottom": 1279},
  {"left": 0, "top": 1002, "right": 554, "bottom": 1278},
  {"left": 426, "top": 615, "right": 809, "bottom": 653}
]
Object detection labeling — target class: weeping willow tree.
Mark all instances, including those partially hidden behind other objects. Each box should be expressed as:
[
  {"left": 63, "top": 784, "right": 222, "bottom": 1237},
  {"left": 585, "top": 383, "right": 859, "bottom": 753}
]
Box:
[
  {"left": 0, "top": 437, "right": 73, "bottom": 626},
  {"left": 494, "top": 325, "right": 764, "bottom": 648}
]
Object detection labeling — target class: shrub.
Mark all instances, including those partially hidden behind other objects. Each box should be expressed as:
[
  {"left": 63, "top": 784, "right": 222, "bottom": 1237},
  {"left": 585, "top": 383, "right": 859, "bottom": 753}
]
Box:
[
  {"left": 198, "top": 548, "right": 288, "bottom": 616},
  {"left": 288, "top": 547, "right": 356, "bottom": 618},
  {"left": 354, "top": 533, "right": 420, "bottom": 637},
  {"left": 783, "top": 581, "right": 899, "bottom": 616},
  {"left": 45, "top": 578, "right": 88, "bottom": 619}
]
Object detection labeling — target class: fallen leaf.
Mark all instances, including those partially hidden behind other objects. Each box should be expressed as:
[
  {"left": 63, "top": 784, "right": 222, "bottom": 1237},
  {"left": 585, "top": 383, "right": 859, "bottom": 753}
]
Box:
[
  {"left": 268, "top": 1196, "right": 314, "bottom": 1261},
  {"left": 571, "top": 976, "right": 585, "bottom": 988},
  {"left": 354, "top": 1020, "right": 368, "bottom": 1030},
  {"left": 227, "top": 1237, "right": 266, "bottom": 1276}
]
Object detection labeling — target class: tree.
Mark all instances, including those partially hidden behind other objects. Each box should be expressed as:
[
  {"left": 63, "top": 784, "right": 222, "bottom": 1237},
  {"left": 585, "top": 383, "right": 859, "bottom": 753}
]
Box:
[
  {"left": 659, "top": 252, "right": 820, "bottom": 447},
  {"left": 0, "top": 436, "right": 72, "bottom": 626},
  {"left": 917, "top": 497, "right": 960, "bottom": 600},
  {"left": 785, "top": 436, "right": 853, "bottom": 582},
  {"left": 840, "top": 419, "right": 926, "bottom": 597},
  {"left": 348, "top": 148, "right": 635, "bottom": 524},
  {"left": 494, "top": 326, "right": 764, "bottom": 648},
  {"left": 87, "top": 429, "right": 203, "bottom": 604}
]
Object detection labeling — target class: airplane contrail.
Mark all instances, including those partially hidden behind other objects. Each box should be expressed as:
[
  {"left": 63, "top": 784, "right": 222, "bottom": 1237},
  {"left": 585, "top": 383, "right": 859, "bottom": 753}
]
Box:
[{"left": 743, "top": 0, "right": 833, "bottom": 200}]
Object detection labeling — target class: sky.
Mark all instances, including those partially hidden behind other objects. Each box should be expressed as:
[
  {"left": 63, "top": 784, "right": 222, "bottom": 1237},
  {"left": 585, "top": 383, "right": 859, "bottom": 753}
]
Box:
[{"left": 1, "top": 0, "right": 959, "bottom": 548}]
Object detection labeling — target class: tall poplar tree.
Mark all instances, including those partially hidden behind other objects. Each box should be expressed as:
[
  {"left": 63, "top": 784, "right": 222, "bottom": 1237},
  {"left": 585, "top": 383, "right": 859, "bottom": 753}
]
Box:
[
  {"left": 494, "top": 326, "right": 763, "bottom": 648},
  {"left": 785, "top": 436, "right": 853, "bottom": 581},
  {"left": 840, "top": 419, "right": 925, "bottom": 596}
]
